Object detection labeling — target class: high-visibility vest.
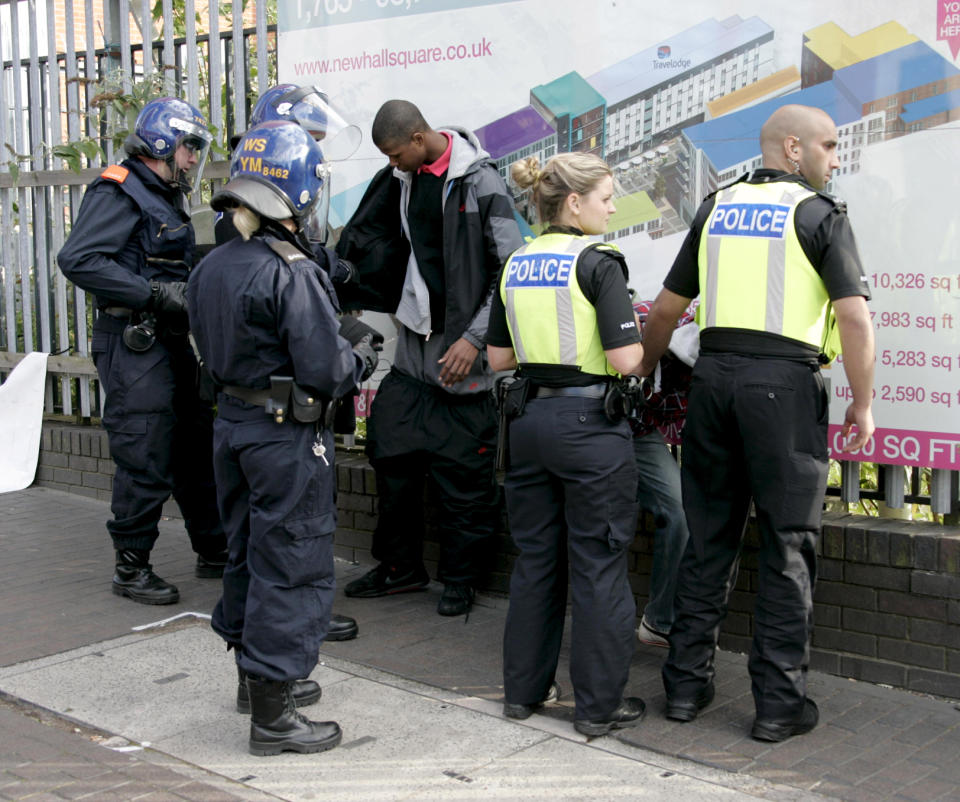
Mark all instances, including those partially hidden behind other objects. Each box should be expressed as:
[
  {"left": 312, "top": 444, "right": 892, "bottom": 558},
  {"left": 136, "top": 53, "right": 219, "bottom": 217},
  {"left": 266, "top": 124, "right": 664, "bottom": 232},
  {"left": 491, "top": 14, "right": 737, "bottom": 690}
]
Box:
[
  {"left": 697, "top": 179, "right": 841, "bottom": 361},
  {"left": 500, "top": 233, "right": 619, "bottom": 377}
]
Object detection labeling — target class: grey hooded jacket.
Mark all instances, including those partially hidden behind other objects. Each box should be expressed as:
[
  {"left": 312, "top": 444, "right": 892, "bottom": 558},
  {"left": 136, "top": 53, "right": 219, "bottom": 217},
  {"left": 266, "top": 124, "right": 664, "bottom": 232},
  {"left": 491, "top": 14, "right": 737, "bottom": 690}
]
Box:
[{"left": 391, "top": 126, "right": 523, "bottom": 394}]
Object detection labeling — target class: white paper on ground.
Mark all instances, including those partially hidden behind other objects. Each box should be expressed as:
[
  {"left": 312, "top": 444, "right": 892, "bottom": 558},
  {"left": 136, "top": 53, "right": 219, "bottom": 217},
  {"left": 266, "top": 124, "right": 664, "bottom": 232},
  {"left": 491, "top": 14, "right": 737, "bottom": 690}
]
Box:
[{"left": 0, "top": 352, "right": 49, "bottom": 493}]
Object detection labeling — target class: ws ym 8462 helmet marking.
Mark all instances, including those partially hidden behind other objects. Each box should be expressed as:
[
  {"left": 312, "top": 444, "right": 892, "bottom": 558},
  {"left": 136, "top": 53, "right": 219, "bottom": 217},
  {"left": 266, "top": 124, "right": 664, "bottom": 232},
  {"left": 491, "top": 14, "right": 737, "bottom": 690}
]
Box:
[{"left": 212, "top": 121, "right": 327, "bottom": 235}]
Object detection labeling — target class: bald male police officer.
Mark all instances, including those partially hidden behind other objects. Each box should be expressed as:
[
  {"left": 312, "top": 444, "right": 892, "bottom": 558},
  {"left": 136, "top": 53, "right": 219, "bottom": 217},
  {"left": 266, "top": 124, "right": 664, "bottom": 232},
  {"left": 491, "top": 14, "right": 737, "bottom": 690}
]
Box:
[{"left": 640, "top": 104, "right": 875, "bottom": 743}]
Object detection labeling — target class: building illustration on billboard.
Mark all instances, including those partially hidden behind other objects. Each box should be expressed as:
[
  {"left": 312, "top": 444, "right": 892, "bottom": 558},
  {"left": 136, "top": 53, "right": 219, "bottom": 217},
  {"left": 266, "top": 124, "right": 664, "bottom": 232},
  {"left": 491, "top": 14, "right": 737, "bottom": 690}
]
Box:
[
  {"left": 679, "top": 38, "right": 960, "bottom": 222},
  {"left": 328, "top": 16, "right": 960, "bottom": 245},
  {"left": 586, "top": 15, "right": 775, "bottom": 162}
]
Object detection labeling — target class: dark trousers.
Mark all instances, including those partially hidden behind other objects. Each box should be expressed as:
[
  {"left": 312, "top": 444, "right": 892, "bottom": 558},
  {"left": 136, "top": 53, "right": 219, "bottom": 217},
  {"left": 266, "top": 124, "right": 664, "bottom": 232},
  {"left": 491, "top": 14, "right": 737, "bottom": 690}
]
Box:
[
  {"left": 502, "top": 397, "right": 638, "bottom": 721},
  {"left": 366, "top": 369, "right": 499, "bottom": 586},
  {"left": 92, "top": 323, "right": 223, "bottom": 555},
  {"left": 210, "top": 398, "right": 336, "bottom": 681},
  {"left": 662, "top": 353, "right": 828, "bottom": 721}
]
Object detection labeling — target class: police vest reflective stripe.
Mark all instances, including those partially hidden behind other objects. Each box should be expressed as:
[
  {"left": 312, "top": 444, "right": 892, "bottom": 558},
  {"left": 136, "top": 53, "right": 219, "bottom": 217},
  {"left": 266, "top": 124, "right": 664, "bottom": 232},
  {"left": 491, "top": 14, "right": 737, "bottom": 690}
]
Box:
[
  {"left": 697, "top": 180, "right": 838, "bottom": 358},
  {"left": 500, "top": 233, "right": 616, "bottom": 377}
]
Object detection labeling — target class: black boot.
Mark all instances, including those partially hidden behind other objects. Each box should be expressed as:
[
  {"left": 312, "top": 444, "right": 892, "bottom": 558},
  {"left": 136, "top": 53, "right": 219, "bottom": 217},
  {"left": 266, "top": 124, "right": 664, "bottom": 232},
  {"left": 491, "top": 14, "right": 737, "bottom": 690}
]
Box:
[
  {"left": 112, "top": 550, "right": 179, "bottom": 605},
  {"left": 236, "top": 665, "right": 321, "bottom": 714},
  {"left": 246, "top": 675, "right": 341, "bottom": 756},
  {"left": 326, "top": 613, "right": 359, "bottom": 642},
  {"left": 195, "top": 548, "right": 229, "bottom": 579}
]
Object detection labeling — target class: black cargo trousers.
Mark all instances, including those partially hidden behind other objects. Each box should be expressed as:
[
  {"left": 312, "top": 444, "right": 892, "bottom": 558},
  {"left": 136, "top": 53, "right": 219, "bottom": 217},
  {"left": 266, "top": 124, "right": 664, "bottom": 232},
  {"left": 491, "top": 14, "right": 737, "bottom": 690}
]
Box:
[
  {"left": 502, "top": 395, "right": 638, "bottom": 721},
  {"left": 662, "top": 352, "right": 829, "bottom": 722}
]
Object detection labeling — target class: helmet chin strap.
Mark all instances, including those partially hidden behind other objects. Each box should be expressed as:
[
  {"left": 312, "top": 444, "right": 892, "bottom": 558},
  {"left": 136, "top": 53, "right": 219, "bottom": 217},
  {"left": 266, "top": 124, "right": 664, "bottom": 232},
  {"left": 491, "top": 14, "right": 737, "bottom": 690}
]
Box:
[{"left": 163, "top": 155, "right": 191, "bottom": 193}]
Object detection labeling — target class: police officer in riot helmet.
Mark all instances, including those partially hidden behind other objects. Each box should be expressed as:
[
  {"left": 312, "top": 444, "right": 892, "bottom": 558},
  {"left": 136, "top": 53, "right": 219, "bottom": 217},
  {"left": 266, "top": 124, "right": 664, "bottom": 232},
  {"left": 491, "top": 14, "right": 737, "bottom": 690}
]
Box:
[
  {"left": 212, "top": 84, "right": 365, "bottom": 644},
  {"left": 187, "top": 120, "right": 378, "bottom": 756},
  {"left": 58, "top": 97, "right": 226, "bottom": 606},
  {"left": 215, "top": 84, "right": 360, "bottom": 270}
]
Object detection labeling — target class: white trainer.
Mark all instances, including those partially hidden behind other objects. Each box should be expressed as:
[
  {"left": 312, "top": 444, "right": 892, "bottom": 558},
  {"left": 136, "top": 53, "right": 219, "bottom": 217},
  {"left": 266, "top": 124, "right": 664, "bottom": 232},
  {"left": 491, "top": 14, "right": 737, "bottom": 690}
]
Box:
[{"left": 636, "top": 618, "right": 669, "bottom": 647}]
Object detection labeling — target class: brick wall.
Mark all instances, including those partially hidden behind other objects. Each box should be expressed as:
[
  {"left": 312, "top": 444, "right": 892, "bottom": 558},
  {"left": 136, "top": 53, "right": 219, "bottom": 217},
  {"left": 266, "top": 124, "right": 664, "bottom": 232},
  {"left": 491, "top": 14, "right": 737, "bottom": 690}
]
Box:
[
  {"left": 37, "top": 423, "right": 960, "bottom": 699},
  {"left": 37, "top": 424, "right": 113, "bottom": 503}
]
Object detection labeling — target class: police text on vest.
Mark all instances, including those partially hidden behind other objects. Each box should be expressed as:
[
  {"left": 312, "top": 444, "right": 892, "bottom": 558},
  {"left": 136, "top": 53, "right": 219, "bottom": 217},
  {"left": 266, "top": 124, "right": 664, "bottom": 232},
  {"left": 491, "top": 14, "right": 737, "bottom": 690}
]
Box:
[
  {"left": 708, "top": 203, "right": 790, "bottom": 239},
  {"left": 504, "top": 253, "right": 575, "bottom": 288}
]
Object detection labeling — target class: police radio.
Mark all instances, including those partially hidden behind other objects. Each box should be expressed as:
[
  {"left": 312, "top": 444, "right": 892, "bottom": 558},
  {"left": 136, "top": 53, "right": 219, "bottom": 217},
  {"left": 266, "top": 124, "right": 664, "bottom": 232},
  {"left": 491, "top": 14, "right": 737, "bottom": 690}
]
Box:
[{"left": 122, "top": 313, "right": 157, "bottom": 352}]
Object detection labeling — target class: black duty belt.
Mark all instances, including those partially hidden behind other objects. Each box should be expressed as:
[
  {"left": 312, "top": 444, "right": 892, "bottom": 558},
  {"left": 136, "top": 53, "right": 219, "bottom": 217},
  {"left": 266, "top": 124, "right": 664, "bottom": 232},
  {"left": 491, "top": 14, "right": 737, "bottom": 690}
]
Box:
[
  {"left": 222, "top": 380, "right": 330, "bottom": 426},
  {"left": 102, "top": 306, "right": 135, "bottom": 320},
  {"left": 222, "top": 385, "right": 273, "bottom": 406},
  {"left": 531, "top": 383, "right": 607, "bottom": 400}
]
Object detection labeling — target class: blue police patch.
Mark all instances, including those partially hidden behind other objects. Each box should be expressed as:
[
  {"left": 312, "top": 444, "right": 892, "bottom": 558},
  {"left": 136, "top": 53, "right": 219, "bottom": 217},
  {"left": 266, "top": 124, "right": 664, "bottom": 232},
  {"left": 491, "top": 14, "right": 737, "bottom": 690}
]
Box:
[
  {"left": 504, "top": 252, "right": 575, "bottom": 288},
  {"left": 707, "top": 202, "right": 791, "bottom": 239}
]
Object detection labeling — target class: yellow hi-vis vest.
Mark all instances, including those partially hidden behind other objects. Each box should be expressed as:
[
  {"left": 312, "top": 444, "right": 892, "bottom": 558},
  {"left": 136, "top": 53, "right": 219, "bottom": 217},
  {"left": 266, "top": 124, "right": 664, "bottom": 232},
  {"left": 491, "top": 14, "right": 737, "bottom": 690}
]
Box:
[
  {"left": 697, "top": 179, "right": 842, "bottom": 362},
  {"left": 500, "top": 233, "right": 619, "bottom": 377}
]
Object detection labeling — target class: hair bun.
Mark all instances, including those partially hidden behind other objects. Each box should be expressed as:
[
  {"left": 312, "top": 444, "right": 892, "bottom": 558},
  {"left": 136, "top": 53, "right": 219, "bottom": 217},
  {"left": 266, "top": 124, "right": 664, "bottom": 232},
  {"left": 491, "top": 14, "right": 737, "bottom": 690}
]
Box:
[{"left": 510, "top": 156, "right": 541, "bottom": 189}]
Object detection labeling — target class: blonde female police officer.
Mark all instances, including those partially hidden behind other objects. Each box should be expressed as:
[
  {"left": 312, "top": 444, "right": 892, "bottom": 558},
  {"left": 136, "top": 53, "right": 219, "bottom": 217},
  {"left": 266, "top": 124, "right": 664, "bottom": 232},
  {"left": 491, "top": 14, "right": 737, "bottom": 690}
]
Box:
[
  {"left": 485, "top": 152, "right": 647, "bottom": 737},
  {"left": 187, "top": 121, "right": 377, "bottom": 756}
]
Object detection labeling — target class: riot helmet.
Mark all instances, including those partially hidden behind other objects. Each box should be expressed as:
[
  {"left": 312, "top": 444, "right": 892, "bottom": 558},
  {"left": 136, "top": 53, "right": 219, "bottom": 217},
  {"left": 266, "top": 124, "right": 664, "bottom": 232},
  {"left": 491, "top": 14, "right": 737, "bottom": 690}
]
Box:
[
  {"left": 124, "top": 97, "right": 213, "bottom": 194},
  {"left": 212, "top": 121, "right": 328, "bottom": 240},
  {"left": 249, "top": 84, "right": 361, "bottom": 161}
]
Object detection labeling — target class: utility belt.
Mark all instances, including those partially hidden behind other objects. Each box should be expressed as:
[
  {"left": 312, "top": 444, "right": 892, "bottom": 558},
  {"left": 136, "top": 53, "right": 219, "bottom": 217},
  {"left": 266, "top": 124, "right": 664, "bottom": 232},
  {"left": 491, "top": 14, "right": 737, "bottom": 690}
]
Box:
[
  {"left": 222, "top": 376, "right": 335, "bottom": 426},
  {"left": 100, "top": 306, "right": 188, "bottom": 351},
  {"left": 494, "top": 376, "right": 653, "bottom": 471}
]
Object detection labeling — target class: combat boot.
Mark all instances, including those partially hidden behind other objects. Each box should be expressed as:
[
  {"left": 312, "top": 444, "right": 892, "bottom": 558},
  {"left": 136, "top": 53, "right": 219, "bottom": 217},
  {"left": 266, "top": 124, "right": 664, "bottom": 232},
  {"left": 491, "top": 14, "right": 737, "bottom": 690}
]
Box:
[
  {"left": 236, "top": 665, "right": 321, "bottom": 714},
  {"left": 112, "top": 549, "right": 179, "bottom": 605},
  {"left": 195, "top": 547, "right": 229, "bottom": 578},
  {"left": 246, "top": 675, "right": 341, "bottom": 756}
]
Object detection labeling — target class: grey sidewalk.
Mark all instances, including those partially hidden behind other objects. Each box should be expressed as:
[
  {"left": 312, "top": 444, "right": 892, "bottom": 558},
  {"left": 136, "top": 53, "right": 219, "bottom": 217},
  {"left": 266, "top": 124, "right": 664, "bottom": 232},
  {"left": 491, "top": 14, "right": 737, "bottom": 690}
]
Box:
[{"left": 1, "top": 486, "right": 959, "bottom": 800}]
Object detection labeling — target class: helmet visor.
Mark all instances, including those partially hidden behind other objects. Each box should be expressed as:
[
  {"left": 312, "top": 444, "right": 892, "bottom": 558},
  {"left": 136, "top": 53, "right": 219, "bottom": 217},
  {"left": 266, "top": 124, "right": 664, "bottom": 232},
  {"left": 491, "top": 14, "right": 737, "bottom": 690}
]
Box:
[
  {"left": 285, "top": 87, "right": 361, "bottom": 162},
  {"left": 170, "top": 117, "right": 213, "bottom": 194},
  {"left": 302, "top": 171, "right": 331, "bottom": 245}
]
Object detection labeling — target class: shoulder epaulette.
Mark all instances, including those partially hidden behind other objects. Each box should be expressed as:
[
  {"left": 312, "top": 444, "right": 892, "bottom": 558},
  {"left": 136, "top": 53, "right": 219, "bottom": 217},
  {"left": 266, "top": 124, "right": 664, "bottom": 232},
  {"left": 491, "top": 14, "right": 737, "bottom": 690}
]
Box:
[
  {"left": 594, "top": 242, "right": 622, "bottom": 255},
  {"left": 266, "top": 238, "right": 309, "bottom": 265},
  {"left": 818, "top": 190, "right": 843, "bottom": 211},
  {"left": 799, "top": 187, "right": 842, "bottom": 210},
  {"left": 584, "top": 241, "right": 629, "bottom": 281},
  {"left": 101, "top": 164, "right": 129, "bottom": 183}
]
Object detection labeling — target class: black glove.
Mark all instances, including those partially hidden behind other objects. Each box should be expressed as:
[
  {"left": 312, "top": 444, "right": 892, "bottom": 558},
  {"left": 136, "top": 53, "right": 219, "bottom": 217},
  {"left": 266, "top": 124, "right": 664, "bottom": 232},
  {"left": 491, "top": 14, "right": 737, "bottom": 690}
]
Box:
[
  {"left": 353, "top": 334, "right": 379, "bottom": 382},
  {"left": 339, "top": 315, "right": 384, "bottom": 349},
  {"left": 147, "top": 280, "right": 188, "bottom": 315},
  {"left": 330, "top": 258, "right": 357, "bottom": 285}
]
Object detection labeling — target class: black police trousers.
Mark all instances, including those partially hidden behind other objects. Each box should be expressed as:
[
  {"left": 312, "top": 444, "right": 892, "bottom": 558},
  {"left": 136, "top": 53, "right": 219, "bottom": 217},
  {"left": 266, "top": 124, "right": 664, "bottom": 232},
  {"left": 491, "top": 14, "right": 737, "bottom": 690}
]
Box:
[
  {"left": 662, "top": 353, "right": 828, "bottom": 722},
  {"left": 210, "top": 397, "right": 336, "bottom": 681},
  {"left": 91, "top": 319, "right": 223, "bottom": 555},
  {"left": 502, "top": 396, "right": 638, "bottom": 721},
  {"left": 365, "top": 369, "right": 499, "bottom": 585}
]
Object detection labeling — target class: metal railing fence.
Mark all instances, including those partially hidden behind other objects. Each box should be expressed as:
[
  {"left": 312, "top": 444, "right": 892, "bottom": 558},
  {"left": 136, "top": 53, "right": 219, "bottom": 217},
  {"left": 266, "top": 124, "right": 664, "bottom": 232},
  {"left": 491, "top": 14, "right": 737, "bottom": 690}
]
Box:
[{"left": 0, "top": 0, "right": 272, "bottom": 417}]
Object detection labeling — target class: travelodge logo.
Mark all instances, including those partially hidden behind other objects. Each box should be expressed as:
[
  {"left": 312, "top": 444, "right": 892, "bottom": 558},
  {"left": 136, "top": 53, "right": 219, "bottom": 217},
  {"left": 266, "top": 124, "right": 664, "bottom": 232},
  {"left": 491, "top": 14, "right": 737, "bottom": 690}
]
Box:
[{"left": 654, "top": 44, "right": 691, "bottom": 70}]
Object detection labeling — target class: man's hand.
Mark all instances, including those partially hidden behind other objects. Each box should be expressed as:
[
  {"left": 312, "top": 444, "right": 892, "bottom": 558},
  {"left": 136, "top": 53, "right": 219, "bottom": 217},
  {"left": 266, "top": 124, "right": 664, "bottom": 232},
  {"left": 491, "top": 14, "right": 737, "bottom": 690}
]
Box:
[
  {"left": 438, "top": 337, "right": 479, "bottom": 387},
  {"left": 840, "top": 403, "right": 875, "bottom": 453}
]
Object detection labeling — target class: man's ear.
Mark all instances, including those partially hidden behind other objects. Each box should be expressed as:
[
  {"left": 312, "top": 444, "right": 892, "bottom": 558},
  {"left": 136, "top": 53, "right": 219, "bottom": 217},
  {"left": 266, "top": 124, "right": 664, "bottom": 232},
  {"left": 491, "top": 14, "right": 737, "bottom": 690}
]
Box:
[{"left": 410, "top": 131, "right": 424, "bottom": 147}]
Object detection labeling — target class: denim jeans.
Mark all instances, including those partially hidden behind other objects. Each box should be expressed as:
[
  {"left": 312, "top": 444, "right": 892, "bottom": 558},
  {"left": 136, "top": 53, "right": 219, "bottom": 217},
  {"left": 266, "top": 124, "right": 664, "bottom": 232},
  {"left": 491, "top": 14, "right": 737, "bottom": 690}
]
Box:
[{"left": 633, "top": 431, "right": 689, "bottom": 634}]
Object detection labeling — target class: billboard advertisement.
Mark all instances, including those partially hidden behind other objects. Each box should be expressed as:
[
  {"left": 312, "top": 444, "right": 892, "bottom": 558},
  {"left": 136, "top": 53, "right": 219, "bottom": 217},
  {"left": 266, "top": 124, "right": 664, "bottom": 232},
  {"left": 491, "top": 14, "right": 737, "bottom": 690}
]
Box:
[{"left": 278, "top": 1, "right": 960, "bottom": 469}]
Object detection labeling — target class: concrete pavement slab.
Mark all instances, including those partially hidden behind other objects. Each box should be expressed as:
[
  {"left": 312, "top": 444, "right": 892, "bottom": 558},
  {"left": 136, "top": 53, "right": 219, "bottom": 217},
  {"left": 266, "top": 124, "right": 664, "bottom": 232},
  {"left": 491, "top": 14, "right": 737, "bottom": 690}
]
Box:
[
  {"left": 0, "top": 622, "right": 826, "bottom": 801},
  {"left": 4, "top": 486, "right": 960, "bottom": 799}
]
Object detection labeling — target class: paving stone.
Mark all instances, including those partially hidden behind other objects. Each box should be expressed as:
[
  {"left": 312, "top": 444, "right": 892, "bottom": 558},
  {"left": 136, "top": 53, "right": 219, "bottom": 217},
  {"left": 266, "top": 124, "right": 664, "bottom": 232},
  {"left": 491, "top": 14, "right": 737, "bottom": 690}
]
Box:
[
  {"left": 164, "top": 782, "right": 246, "bottom": 801},
  {"left": 3, "top": 486, "right": 960, "bottom": 801},
  {"left": 896, "top": 776, "right": 960, "bottom": 801}
]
